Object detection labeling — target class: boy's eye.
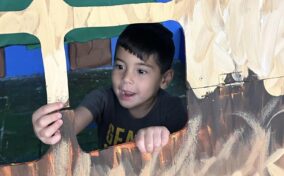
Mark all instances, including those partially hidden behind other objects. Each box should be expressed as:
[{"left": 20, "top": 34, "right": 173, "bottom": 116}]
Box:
[
  {"left": 115, "top": 64, "right": 124, "bottom": 70},
  {"left": 137, "top": 69, "right": 147, "bottom": 75}
]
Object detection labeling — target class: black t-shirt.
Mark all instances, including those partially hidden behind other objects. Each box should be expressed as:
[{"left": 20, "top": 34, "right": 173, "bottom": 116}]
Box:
[{"left": 80, "top": 87, "right": 187, "bottom": 149}]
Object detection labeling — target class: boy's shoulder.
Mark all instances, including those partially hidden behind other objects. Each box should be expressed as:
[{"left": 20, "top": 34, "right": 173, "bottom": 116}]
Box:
[
  {"left": 80, "top": 87, "right": 114, "bottom": 110},
  {"left": 157, "top": 89, "right": 185, "bottom": 109},
  {"left": 82, "top": 87, "right": 115, "bottom": 104},
  {"left": 158, "top": 89, "right": 181, "bottom": 101},
  {"left": 87, "top": 86, "right": 113, "bottom": 96}
]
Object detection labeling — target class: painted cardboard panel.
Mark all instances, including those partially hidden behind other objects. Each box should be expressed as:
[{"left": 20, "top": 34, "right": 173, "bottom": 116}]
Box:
[{"left": 0, "top": 0, "right": 283, "bottom": 175}]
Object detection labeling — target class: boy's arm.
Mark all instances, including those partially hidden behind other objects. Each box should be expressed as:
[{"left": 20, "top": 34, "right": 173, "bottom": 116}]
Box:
[
  {"left": 134, "top": 97, "right": 187, "bottom": 153},
  {"left": 135, "top": 126, "right": 170, "bottom": 153},
  {"left": 73, "top": 106, "right": 94, "bottom": 134}
]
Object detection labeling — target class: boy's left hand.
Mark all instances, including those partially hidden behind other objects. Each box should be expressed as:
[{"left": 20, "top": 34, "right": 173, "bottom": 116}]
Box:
[{"left": 135, "top": 126, "right": 170, "bottom": 153}]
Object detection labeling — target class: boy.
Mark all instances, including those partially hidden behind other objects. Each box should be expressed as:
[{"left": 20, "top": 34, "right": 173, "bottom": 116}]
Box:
[{"left": 32, "top": 23, "right": 188, "bottom": 153}]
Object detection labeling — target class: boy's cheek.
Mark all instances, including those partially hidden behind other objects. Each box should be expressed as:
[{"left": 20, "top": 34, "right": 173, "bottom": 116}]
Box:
[{"left": 111, "top": 75, "right": 119, "bottom": 86}]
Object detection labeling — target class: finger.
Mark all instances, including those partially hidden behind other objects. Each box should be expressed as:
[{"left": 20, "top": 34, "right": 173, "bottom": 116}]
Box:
[
  {"left": 145, "top": 129, "right": 154, "bottom": 153},
  {"left": 42, "top": 130, "right": 62, "bottom": 145},
  {"left": 153, "top": 128, "right": 162, "bottom": 151},
  {"left": 39, "top": 119, "right": 63, "bottom": 139},
  {"left": 161, "top": 127, "right": 170, "bottom": 146},
  {"left": 32, "top": 102, "right": 64, "bottom": 122},
  {"left": 135, "top": 131, "right": 147, "bottom": 153},
  {"left": 36, "top": 112, "right": 62, "bottom": 130}
]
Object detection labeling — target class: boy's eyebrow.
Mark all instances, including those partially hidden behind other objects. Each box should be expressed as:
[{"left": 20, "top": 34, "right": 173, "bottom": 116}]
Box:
[
  {"left": 115, "top": 57, "right": 123, "bottom": 62},
  {"left": 115, "top": 57, "right": 126, "bottom": 64},
  {"left": 136, "top": 62, "right": 154, "bottom": 69},
  {"left": 115, "top": 57, "right": 154, "bottom": 69}
]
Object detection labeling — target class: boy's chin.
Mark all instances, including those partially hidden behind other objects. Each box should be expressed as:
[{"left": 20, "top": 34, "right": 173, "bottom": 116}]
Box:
[
  {"left": 119, "top": 101, "right": 134, "bottom": 109},
  {"left": 118, "top": 99, "right": 140, "bottom": 110}
]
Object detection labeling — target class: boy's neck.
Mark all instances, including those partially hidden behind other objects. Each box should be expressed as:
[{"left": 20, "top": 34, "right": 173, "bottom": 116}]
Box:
[{"left": 128, "top": 96, "right": 157, "bottom": 119}]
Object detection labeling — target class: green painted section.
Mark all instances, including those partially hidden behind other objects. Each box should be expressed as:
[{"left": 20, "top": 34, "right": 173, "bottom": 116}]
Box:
[
  {"left": 0, "top": 33, "right": 40, "bottom": 48},
  {"left": 65, "top": 0, "right": 155, "bottom": 6},
  {"left": 0, "top": 0, "right": 155, "bottom": 11},
  {"left": 0, "top": 0, "right": 32, "bottom": 11},
  {"left": 0, "top": 26, "right": 128, "bottom": 48},
  {"left": 65, "top": 25, "right": 127, "bottom": 43}
]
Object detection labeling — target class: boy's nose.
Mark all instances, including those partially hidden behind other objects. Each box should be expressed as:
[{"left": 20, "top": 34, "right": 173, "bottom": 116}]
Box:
[{"left": 122, "top": 70, "right": 134, "bottom": 84}]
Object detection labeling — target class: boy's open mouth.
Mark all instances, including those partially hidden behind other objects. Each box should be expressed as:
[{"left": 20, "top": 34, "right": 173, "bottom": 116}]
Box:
[
  {"left": 120, "top": 90, "right": 135, "bottom": 99},
  {"left": 121, "top": 90, "right": 135, "bottom": 98}
]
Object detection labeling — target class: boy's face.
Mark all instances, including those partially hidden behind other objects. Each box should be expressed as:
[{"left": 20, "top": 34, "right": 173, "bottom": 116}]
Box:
[{"left": 112, "top": 47, "right": 166, "bottom": 116}]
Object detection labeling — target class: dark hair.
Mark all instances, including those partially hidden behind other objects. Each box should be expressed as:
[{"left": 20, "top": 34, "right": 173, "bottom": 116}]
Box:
[{"left": 115, "top": 23, "right": 175, "bottom": 74}]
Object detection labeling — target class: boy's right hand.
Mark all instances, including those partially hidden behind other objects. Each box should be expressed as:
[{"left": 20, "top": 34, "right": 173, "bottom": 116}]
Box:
[{"left": 32, "top": 102, "right": 64, "bottom": 145}]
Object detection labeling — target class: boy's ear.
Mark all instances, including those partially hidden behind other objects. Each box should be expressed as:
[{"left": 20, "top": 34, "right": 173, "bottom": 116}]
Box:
[{"left": 160, "top": 69, "right": 174, "bottom": 89}]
